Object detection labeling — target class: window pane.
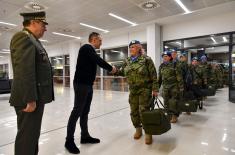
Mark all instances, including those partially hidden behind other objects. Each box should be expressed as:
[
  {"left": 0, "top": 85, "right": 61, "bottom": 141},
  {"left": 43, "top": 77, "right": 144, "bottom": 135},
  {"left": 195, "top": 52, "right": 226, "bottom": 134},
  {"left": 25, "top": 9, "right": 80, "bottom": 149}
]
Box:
[
  {"left": 230, "top": 45, "right": 235, "bottom": 102},
  {"left": 232, "top": 46, "right": 235, "bottom": 87},
  {"left": 0, "top": 64, "right": 9, "bottom": 79},
  {"left": 233, "top": 34, "right": 235, "bottom": 44},
  {"left": 103, "top": 46, "right": 128, "bottom": 91},
  {"left": 165, "top": 40, "right": 182, "bottom": 51},
  {"left": 184, "top": 35, "right": 229, "bottom": 48}
]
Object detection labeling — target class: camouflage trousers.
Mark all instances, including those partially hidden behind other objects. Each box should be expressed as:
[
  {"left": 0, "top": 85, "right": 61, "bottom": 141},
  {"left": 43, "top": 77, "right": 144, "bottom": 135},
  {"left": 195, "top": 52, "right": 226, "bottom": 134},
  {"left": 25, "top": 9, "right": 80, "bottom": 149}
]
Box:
[
  {"left": 128, "top": 88, "right": 152, "bottom": 128},
  {"left": 162, "top": 86, "right": 180, "bottom": 116}
]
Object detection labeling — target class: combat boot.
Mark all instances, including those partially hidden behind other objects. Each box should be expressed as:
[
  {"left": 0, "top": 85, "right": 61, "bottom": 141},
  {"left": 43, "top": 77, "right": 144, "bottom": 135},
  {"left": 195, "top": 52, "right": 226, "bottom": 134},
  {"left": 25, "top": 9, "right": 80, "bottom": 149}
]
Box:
[
  {"left": 170, "top": 115, "right": 178, "bottom": 123},
  {"left": 145, "top": 134, "right": 152, "bottom": 145},
  {"left": 133, "top": 127, "right": 142, "bottom": 139}
]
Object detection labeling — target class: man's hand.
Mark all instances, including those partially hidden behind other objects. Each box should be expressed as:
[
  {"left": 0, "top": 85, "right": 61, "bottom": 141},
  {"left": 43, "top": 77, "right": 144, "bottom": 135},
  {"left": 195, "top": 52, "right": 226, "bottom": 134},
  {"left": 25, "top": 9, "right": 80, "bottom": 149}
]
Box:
[
  {"left": 22, "top": 101, "right": 36, "bottom": 112},
  {"left": 110, "top": 66, "right": 117, "bottom": 74},
  {"left": 152, "top": 91, "right": 158, "bottom": 97}
]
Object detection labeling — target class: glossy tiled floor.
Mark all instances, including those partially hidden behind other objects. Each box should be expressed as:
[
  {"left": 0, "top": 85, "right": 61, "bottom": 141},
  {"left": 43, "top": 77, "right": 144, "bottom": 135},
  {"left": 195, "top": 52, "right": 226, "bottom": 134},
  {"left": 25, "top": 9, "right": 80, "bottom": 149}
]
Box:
[{"left": 0, "top": 87, "right": 235, "bottom": 155}]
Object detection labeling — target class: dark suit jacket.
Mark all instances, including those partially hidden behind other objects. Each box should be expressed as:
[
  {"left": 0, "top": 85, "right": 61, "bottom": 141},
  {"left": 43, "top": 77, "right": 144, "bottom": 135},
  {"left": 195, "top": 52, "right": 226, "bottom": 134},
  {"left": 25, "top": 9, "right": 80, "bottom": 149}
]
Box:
[
  {"left": 9, "top": 28, "right": 54, "bottom": 107},
  {"left": 74, "top": 44, "right": 112, "bottom": 85}
]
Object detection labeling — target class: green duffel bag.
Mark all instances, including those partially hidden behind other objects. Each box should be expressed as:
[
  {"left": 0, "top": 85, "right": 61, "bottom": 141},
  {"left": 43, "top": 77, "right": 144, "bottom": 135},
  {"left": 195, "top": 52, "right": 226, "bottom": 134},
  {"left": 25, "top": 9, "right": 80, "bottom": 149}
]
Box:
[
  {"left": 178, "top": 99, "right": 198, "bottom": 112},
  {"left": 142, "top": 97, "right": 171, "bottom": 135},
  {"left": 200, "top": 86, "right": 216, "bottom": 96},
  {"left": 207, "top": 86, "right": 216, "bottom": 96}
]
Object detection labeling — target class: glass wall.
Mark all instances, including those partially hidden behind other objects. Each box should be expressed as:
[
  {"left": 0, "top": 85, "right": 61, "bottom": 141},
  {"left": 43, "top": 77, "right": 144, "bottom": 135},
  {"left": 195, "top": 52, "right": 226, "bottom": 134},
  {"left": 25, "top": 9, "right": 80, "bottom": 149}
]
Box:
[
  {"left": 0, "top": 64, "right": 8, "bottom": 80},
  {"left": 184, "top": 35, "right": 229, "bottom": 48},
  {"left": 231, "top": 46, "right": 235, "bottom": 87},
  {"left": 102, "top": 46, "right": 128, "bottom": 91},
  {"left": 164, "top": 32, "right": 234, "bottom": 103},
  {"left": 93, "top": 50, "right": 101, "bottom": 90},
  {"left": 50, "top": 55, "right": 70, "bottom": 87},
  {"left": 230, "top": 42, "right": 235, "bottom": 102},
  {"left": 164, "top": 40, "right": 183, "bottom": 51}
]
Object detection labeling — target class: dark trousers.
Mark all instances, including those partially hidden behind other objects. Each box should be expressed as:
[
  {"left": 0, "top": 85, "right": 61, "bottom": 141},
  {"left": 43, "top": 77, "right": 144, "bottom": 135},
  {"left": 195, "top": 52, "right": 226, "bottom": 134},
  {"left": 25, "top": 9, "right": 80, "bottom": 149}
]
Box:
[
  {"left": 66, "top": 83, "right": 93, "bottom": 141},
  {"left": 14, "top": 104, "right": 45, "bottom": 155}
]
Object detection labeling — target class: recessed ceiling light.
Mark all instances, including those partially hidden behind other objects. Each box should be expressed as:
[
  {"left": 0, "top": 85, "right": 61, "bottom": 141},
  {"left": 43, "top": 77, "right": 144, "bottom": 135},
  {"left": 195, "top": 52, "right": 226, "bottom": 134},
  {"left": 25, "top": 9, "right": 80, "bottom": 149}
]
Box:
[
  {"left": 139, "top": 0, "right": 160, "bottom": 10},
  {"left": 0, "top": 21, "right": 17, "bottom": 27},
  {"left": 52, "top": 32, "right": 81, "bottom": 39},
  {"left": 80, "top": 23, "right": 109, "bottom": 33},
  {"left": 108, "top": 13, "right": 138, "bottom": 26},
  {"left": 174, "top": 0, "right": 191, "bottom": 14}
]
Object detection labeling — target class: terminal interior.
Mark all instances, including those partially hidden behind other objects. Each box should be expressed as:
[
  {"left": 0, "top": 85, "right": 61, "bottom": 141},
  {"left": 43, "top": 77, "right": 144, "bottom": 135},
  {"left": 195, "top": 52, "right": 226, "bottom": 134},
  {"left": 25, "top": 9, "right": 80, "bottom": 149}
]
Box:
[{"left": 0, "top": 0, "right": 235, "bottom": 155}]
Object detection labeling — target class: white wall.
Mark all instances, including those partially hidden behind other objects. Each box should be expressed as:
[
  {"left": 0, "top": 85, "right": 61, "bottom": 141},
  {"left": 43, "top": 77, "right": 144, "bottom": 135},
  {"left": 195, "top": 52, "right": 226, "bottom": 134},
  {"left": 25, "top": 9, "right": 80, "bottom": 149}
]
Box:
[
  {"left": 102, "top": 29, "right": 146, "bottom": 49},
  {"left": 162, "top": 10, "right": 235, "bottom": 41}
]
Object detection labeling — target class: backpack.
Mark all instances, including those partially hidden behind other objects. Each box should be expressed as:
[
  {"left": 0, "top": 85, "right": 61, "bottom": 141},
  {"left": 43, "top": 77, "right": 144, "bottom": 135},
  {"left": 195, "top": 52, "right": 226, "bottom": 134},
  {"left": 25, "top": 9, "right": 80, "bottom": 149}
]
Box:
[{"left": 184, "top": 69, "right": 193, "bottom": 90}]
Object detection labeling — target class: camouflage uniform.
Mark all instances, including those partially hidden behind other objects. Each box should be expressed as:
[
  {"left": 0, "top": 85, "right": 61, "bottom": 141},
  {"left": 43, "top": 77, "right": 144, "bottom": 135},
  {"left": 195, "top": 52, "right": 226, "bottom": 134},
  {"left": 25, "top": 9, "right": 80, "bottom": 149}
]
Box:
[
  {"left": 158, "top": 61, "right": 183, "bottom": 115},
  {"left": 178, "top": 60, "right": 189, "bottom": 90},
  {"left": 189, "top": 64, "right": 207, "bottom": 98},
  {"left": 207, "top": 64, "right": 217, "bottom": 89},
  {"left": 118, "top": 55, "right": 158, "bottom": 128},
  {"left": 200, "top": 62, "right": 210, "bottom": 81},
  {"left": 217, "top": 65, "right": 224, "bottom": 88}
]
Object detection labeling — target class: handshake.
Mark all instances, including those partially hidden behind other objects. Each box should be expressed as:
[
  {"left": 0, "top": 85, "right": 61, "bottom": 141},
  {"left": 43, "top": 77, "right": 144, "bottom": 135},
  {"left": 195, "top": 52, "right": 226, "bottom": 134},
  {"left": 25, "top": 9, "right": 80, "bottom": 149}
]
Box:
[{"left": 110, "top": 66, "right": 117, "bottom": 74}]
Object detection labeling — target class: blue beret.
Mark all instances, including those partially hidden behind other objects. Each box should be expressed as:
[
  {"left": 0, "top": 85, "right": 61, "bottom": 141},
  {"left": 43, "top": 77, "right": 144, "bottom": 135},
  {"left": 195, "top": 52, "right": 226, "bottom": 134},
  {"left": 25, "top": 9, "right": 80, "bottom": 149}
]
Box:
[
  {"left": 129, "top": 40, "right": 141, "bottom": 47},
  {"left": 192, "top": 57, "right": 198, "bottom": 61},
  {"left": 180, "top": 52, "right": 187, "bottom": 57},
  {"left": 162, "top": 51, "right": 171, "bottom": 57},
  {"left": 200, "top": 55, "right": 207, "bottom": 61}
]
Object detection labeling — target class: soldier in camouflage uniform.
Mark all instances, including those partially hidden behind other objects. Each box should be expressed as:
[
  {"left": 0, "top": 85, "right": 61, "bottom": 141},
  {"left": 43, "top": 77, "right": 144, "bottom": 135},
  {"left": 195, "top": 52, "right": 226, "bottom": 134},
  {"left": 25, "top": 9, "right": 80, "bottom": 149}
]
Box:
[
  {"left": 211, "top": 64, "right": 223, "bottom": 89},
  {"left": 117, "top": 40, "right": 158, "bottom": 145},
  {"left": 207, "top": 63, "right": 217, "bottom": 90},
  {"left": 158, "top": 51, "right": 184, "bottom": 123},
  {"left": 200, "top": 55, "right": 210, "bottom": 83},
  {"left": 179, "top": 53, "right": 189, "bottom": 89},
  {"left": 189, "top": 57, "right": 207, "bottom": 99},
  {"left": 217, "top": 64, "right": 224, "bottom": 88},
  {"left": 179, "top": 53, "right": 193, "bottom": 115}
]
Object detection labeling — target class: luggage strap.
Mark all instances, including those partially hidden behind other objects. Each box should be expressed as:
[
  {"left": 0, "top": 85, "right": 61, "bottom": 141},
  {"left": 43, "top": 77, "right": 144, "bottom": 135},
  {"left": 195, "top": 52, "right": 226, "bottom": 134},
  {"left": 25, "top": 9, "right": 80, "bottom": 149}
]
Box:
[{"left": 150, "top": 97, "right": 166, "bottom": 110}]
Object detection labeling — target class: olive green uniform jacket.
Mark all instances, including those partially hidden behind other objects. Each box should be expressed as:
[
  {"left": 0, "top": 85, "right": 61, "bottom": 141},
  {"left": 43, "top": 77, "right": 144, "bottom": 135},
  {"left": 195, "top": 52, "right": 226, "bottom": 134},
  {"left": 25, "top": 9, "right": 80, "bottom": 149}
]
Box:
[{"left": 9, "top": 28, "right": 54, "bottom": 107}]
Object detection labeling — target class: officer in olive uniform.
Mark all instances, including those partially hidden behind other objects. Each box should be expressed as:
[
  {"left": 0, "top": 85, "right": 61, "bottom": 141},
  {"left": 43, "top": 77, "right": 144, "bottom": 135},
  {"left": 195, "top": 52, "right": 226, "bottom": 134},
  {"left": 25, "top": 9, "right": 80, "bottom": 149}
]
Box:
[
  {"left": 10, "top": 11, "right": 54, "bottom": 155},
  {"left": 117, "top": 40, "right": 158, "bottom": 145},
  {"left": 158, "top": 51, "right": 183, "bottom": 123}
]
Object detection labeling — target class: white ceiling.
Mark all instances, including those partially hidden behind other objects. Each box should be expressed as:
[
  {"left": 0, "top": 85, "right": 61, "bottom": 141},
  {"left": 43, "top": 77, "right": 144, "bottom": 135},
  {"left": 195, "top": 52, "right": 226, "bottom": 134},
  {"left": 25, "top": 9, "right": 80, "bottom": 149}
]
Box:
[{"left": 0, "top": 0, "right": 234, "bottom": 52}]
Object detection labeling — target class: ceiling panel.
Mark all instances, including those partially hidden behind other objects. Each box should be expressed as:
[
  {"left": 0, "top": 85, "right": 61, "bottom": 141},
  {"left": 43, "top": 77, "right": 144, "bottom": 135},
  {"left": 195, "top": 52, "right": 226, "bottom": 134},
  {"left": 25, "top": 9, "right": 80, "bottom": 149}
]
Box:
[{"left": 0, "top": 0, "right": 234, "bottom": 54}]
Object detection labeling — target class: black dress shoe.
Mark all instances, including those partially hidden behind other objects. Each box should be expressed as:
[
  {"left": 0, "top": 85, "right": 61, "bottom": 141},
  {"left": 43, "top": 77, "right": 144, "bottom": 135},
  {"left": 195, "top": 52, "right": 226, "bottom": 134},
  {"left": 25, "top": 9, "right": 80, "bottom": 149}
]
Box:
[
  {"left": 80, "top": 136, "right": 100, "bottom": 144},
  {"left": 65, "top": 140, "right": 80, "bottom": 154}
]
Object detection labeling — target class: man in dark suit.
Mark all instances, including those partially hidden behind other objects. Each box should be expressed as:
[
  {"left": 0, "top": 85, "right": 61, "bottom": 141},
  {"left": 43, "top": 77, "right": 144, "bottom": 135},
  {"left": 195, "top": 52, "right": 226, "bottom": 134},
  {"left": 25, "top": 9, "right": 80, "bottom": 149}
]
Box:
[
  {"left": 65, "top": 32, "right": 116, "bottom": 154},
  {"left": 9, "top": 11, "right": 54, "bottom": 155}
]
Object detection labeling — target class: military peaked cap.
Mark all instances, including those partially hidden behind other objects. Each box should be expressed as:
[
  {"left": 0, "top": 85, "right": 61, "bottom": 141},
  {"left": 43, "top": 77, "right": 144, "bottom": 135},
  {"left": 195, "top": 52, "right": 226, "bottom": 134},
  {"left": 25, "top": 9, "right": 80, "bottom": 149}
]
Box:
[{"left": 20, "top": 11, "right": 48, "bottom": 25}]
